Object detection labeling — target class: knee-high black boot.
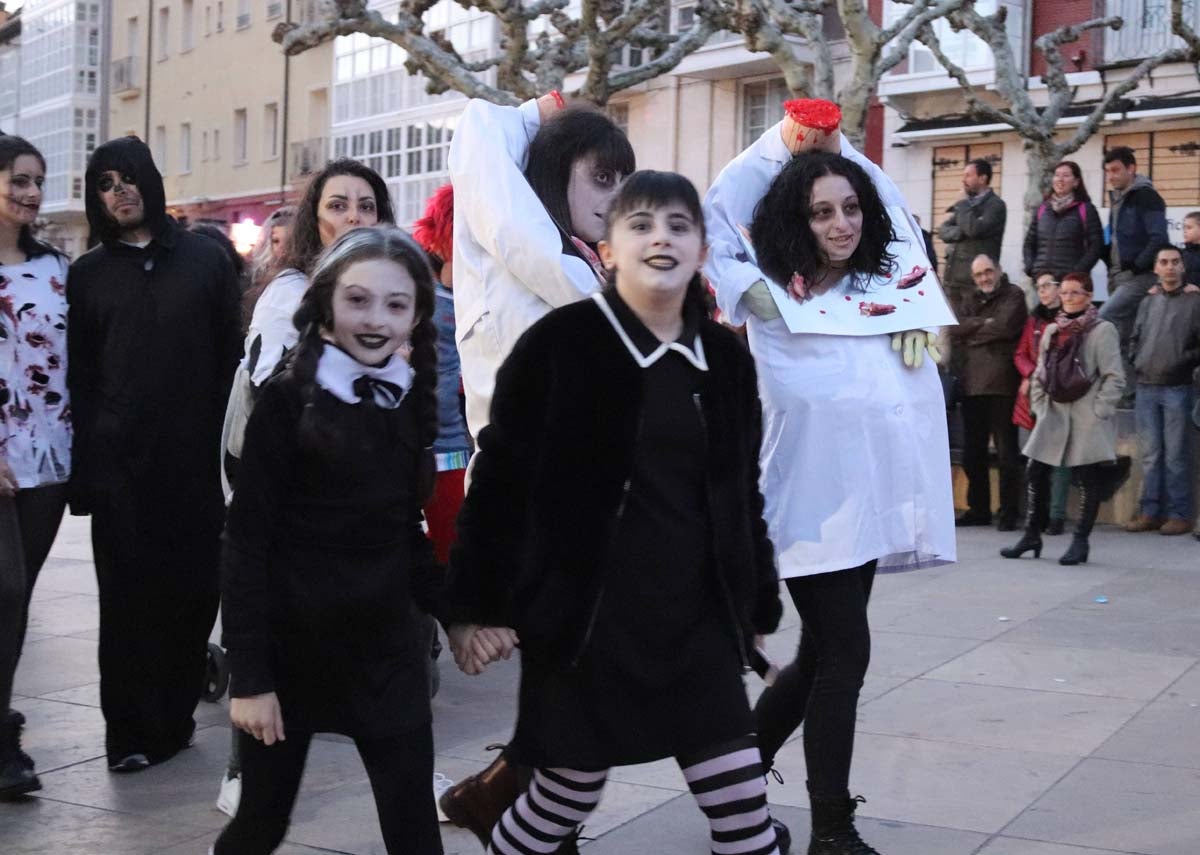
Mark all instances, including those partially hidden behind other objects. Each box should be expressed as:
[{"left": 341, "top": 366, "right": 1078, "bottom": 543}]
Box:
[
  {"left": 1060, "top": 466, "right": 1100, "bottom": 566},
  {"left": 1001, "top": 461, "right": 1048, "bottom": 559}
]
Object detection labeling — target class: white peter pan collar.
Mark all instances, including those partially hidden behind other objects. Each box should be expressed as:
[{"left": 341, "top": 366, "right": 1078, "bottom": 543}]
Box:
[
  {"left": 591, "top": 291, "right": 708, "bottom": 372},
  {"left": 315, "top": 342, "right": 414, "bottom": 408}
]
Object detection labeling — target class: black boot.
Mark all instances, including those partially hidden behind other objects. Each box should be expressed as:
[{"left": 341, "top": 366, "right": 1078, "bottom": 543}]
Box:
[
  {"left": 808, "top": 793, "right": 880, "bottom": 855},
  {"left": 1060, "top": 467, "right": 1099, "bottom": 566},
  {"left": 1001, "top": 462, "right": 1047, "bottom": 559},
  {"left": 1, "top": 710, "right": 40, "bottom": 800}
]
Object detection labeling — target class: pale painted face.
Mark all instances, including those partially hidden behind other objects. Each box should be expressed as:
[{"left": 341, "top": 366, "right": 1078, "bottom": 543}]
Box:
[
  {"left": 566, "top": 153, "right": 623, "bottom": 244},
  {"left": 327, "top": 257, "right": 417, "bottom": 366},
  {"left": 1059, "top": 278, "right": 1091, "bottom": 313},
  {"left": 1035, "top": 273, "right": 1061, "bottom": 309},
  {"left": 1051, "top": 165, "right": 1078, "bottom": 196},
  {"left": 971, "top": 257, "right": 999, "bottom": 293},
  {"left": 1104, "top": 159, "right": 1135, "bottom": 192},
  {"left": 317, "top": 176, "right": 380, "bottom": 248},
  {"left": 808, "top": 174, "right": 862, "bottom": 267},
  {"left": 0, "top": 154, "right": 45, "bottom": 229},
  {"left": 599, "top": 201, "right": 706, "bottom": 306},
  {"left": 1155, "top": 249, "right": 1184, "bottom": 290},
  {"left": 97, "top": 169, "right": 145, "bottom": 232}
]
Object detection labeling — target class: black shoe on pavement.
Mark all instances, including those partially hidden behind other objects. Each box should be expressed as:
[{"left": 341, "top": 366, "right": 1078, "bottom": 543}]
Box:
[
  {"left": 955, "top": 511, "right": 992, "bottom": 527},
  {"left": 109, "top": 753, "right": 151, "bottom": 773},
  {"left": 772, "top": 817, "right": 792, "bottom": 854},
  {"left": 0, "top": 712, "right": 40, "bottom": 800}
]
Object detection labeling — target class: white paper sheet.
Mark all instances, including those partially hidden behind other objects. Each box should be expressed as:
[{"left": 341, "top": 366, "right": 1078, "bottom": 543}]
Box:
[{"left": 738, "top": 208, "right": 959, "bottom": 336}]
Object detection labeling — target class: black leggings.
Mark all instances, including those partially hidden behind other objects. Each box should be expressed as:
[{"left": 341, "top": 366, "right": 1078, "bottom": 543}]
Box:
[
  {"left": 213, "top": 723, "right": 443, "bottom": 855},
  {"left": 753, "top": 560, "right": 876, "bottom": 800},
  {"left": 0, "top": 484, "right": 69, "bottom": 713}
]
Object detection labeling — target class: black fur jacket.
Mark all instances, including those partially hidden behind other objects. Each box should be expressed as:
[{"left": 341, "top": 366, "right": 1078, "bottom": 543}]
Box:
[{"left": 443, "top": 293, "right": 782, "bottom": 666}]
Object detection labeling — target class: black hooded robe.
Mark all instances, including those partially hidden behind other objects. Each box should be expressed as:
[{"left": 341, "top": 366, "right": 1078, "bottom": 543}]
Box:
[{"left": 67, "top": 138, "right": 242, "bottom": 765}]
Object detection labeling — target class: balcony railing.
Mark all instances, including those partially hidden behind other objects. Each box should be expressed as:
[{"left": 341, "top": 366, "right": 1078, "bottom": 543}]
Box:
[
  {"left": 111, "top": 56, "right": 140, "bottom": 97},
  {"left": 1105, "top": 0, "right": 1200, "bottom": 64},
  {"left": 289, "top": 137, "right": 327, "bottom": 180}
]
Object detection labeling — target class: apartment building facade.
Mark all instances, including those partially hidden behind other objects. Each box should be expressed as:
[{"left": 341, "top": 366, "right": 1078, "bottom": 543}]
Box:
[
  {"left": 107, "top": 0, "right": 332, "bottom": 231},
  {"left": 1, "top": 0, "right": 107, "bottom": 258},
  {"left": 879, "top": 0, "right": 1200, "bottom": 290}
]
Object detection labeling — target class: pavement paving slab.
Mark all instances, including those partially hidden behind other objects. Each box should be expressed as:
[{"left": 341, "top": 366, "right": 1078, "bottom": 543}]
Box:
[{"left": 3, "top": 518, "right": 1199, "bottom": 854}]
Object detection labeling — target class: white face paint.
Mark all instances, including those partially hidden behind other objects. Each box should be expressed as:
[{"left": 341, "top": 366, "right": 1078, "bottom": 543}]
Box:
[
  {"left": 599, "top": 201, "right": 706, "bottom": 305},
  {"left": 0, "top": 154, "right": 45, "bottom": 229},
  {"left": 566, "top": 154, "right": 623, "bottom": 244},
  {"left": 808, "top": 175, "right": 863, "bottom": 267},
  {"left": 327, "top": 258, "right": 417, "bottom": 366}
]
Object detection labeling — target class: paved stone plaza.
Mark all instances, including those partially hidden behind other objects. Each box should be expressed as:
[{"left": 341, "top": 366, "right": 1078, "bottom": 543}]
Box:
[{"left": 2, "top": 514, "right": 1199, "bottom": 855}]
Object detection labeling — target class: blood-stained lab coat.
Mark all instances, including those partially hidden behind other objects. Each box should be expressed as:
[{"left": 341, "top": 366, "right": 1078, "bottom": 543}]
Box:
[
  {"left": 448, "top": 98, "right": 603, "bottom": 439},
  {"left": 703, "top": 123, "right": 956, "bottom": 578}
]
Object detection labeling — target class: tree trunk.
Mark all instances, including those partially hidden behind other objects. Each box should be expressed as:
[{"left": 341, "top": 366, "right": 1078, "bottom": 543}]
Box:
[{"left": 1023, "top": 142, "right": 1060, "bottom": 234}]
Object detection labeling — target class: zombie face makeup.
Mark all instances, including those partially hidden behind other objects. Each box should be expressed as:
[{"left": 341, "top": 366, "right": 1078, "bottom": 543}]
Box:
[
  {"left": 808, "top": 174, "right": 863, "bottom": 268},
  {"left": 0, "top": 154, "right": 45, "bottom": 229},
  {"left": 327, "top": 257, "right": 417, "bottom": 366},
  {"left": 567, "top": 154, "right": 623, "bottom": 244},
  {"left": 97, "top": 170, "right": 146, "bottom": 232}
]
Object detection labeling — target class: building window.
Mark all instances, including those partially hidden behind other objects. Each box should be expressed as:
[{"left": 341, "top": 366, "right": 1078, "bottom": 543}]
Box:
[
  {"left": 180, "top": 123, "right": 192, "bottom": 172},
  {"left": 157, "top": 6, "right": 170, "bottom": 60},
  {"left": 237, "top": 0, "right": 250, "bottom": 28},
  {"left": 1105, "top": 130, "right": 1200, "bottom": 207},
  {"left": 205, "top": 5, "right": 212, "bottom": 35},
  {"left": 127, "top": 16, "right": 140, "bottom": 56},
  {"left": 217, "top": 0, "right": 225, "bottom": 31},
  {"left": 267, "top": 0, "right": 282, "bottom": 19},
  {"left": 182, "top": 0, "right": 195, "bottom": 50},
  {"left": 741, "top": 78, "right": 790, "bottom": 149},
  {"left": 154, "top": 125, "right": 167, "bottom": 172},
  {"left": 201, "top": 130, "right": 209, "bottom": 161},
  {"left": 234, "top": 109, "right": 248, "bottom": 163},
  {"left": 213, "top": 128, "right": 221, "bottom": 159},
  {"left": 263, "top": 103, "right": 279, "bottom": 159}
]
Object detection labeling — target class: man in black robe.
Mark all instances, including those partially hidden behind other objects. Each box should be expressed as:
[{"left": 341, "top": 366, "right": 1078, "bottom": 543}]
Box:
[{"left": 67, "top": 137, "right": 242, "bottom": 771}]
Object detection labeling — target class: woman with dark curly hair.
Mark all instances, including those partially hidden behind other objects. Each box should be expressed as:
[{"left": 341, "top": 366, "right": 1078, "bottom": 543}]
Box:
[
  {"left": 214, "top": 226, "right": 443, "bottom": 855},
  {"left": 704, "top": 106, "right": 955, "bottom": 855}
]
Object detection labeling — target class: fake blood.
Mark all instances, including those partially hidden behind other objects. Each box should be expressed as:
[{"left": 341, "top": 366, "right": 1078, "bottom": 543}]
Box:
[{"left": 783, "top": 99, "right": 842, "bottom": 132}]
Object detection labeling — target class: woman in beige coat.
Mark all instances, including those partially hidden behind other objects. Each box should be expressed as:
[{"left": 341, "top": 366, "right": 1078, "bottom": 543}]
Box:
[{"left": 1003, "top": 271, "right": 1124, "bottom": 565}]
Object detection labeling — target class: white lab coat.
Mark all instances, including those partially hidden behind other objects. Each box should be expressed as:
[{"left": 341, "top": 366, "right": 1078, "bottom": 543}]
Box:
[
  {"left": 448, "top": 98, "right": 603, "bottom": 438},
  {"left": 703, "top": 123, "right": 956, "bottom": 577}
]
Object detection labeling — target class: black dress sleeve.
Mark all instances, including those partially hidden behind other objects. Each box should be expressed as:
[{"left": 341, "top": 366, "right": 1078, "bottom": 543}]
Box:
[
  {"left": 442, "top": 325, "right": 552, "bottom": 629},
  {"left": 220, "top": 380, "right": 297, "bottom": 697}
]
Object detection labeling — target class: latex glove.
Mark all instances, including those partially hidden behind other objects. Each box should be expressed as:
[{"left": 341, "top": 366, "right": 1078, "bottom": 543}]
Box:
[
  {"left": 890, "top": 330, "right": 943, "bottom": 369},
  {"left": 740, "top": 280, "right": 781, "bottom": 321}
]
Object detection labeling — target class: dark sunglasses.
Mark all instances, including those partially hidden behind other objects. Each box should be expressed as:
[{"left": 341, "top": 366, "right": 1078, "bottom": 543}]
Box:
[{"left": 96, "top": 173, "right": 137, "bottom": 193}]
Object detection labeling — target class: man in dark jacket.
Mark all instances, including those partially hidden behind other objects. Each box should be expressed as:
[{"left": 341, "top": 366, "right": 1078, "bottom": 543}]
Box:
[
  {"left": 1124, "top": 246, "right": 1200, "bottom": 536},
  {"left": 939, "top": 158, "right": 1007, "bottom": 313},
  {"left": 1098, "top": 146, "right": 1169, "bottom": 403},
  {"left": 67, "top": 137, "right": 243, "bottom": 771},
  {"left": 949, "top": 254, "right": 1028, "bottom": 529}
]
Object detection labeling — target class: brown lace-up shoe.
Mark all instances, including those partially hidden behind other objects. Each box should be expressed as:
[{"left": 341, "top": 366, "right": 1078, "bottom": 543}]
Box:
[
  {"left": 438, "top": 747, "right": 520, "bottom": 848},
  {"left": 1124, "top": 515, "right": 1163, "bottom": 533},
  {"left": 1159, "top": 519, "right": 1192, "bottom": 536}
]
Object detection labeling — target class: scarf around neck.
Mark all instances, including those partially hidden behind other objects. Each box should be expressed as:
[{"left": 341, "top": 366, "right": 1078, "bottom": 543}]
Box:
[
  {"left": 315, "top": 341, "right": 413, "bottom": 409},
  {"left": 1053, "top": 304, "right": 1098, "bottom": 342},
  {"left": 1049, "top": 192, "right": 1075, "bottom": 214}
]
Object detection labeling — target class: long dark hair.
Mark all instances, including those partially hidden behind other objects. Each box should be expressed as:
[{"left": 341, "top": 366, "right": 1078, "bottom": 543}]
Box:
[
  {"left": 1049, "top": 161, "right": 1092, "bottom": 204},
  {"left": 280, "top": 159, "right": 395, "bottom": 277},
  {"left": 751, "top": 151, "right": 896, "bottom": 292},
  {"left": 0, "top": 136, "right": 62, "bottom": 260},
  {"left": 288, "top": 226, "right": 437, "bottom": 457},
  {"left": 525, "top": 105, "right": 635, "bottom": 241},
  {"left": 603, "top": 170, "right": 712, "bottom": 319}
]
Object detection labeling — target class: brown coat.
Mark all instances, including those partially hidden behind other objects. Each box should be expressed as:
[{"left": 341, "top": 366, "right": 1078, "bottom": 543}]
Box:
[
  {"left": 1024, "top": 320, "right": 1125, "bottom": 467},
  {"left": 951, "top": 276, "right": 1028, "bottom": 397}
]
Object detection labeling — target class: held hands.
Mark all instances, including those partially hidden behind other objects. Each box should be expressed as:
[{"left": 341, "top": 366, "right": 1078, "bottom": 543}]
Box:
[
  {"left": 890, "top": 330, "right": 943, "bottom": 369},
  {"left": 231, "top": 692, "right": 285, "bottom": 746},
  {"left": 448, "top": 623, "right": 520, "bottom": 676}
]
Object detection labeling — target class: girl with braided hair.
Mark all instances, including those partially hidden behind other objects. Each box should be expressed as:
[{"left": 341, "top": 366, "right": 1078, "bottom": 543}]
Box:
[{"left": 213, "top": 226, "right": 444, "bottom": 855}]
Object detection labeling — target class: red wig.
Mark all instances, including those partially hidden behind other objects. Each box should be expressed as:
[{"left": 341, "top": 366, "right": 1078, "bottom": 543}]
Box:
[{"left": 413, "top": 183, "right": 454, "bottom": 262}]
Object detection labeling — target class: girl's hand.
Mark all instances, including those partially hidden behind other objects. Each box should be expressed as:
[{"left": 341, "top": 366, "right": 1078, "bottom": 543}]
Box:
[
  {"left": 448, "top": 623, "right": 486, "bottom": 675},
  {"left": 471, "top": 626, "right": 519, "bottom": 665},
  {"left": 0, "top": 458, "right": 18, "bottom": 497},
  {"left": 231, "top": 693, "right": 285, "bottom": 746}
]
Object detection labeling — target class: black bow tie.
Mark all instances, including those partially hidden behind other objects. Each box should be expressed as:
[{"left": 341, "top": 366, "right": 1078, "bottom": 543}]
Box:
[{"left": 352, "top": 375, "right": 405, "bottom": 410}]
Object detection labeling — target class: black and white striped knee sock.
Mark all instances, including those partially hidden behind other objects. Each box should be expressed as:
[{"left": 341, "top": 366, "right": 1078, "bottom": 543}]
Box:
[
  {"left": 489, "top": 767, "right": 608, "bottom": 855},
  {"left": 681, "top": 735, "right": 780, "bottom": 855}
]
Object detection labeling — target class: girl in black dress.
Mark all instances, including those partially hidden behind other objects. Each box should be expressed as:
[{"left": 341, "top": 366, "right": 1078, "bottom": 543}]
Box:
[
  {"left": 444, "top": 172, "right": 786, "bottom": 855},
  {"left": 213, "top": 226, "right": 442, "bottom": 855}
]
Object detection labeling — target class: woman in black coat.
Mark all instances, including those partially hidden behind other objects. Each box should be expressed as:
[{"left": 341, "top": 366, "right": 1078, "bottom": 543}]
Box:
[
  {"left": 444, "top": 172, "right": 787, "bottom": 855},
  {"left": 1023, "top": 161, "right": 1105, "bottom": 280}
]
